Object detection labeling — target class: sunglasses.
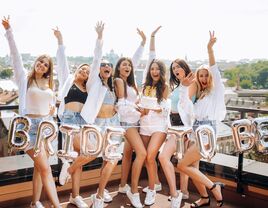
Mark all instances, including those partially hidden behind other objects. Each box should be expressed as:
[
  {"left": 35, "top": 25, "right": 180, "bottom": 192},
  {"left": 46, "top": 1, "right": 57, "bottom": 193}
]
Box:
[{"left": 100, "top": 63, "right": 113, "bottom": 68}]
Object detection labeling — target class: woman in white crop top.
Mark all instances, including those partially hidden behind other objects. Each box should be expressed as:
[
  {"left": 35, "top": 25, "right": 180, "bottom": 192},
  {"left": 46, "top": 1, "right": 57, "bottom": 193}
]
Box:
[
  {"left": 54, "top": 23, "right": 104, "bottom": 207},
  {"left": 114, "top": 28, "right": 146, "bottom": 207},
  {"left": 2, "top": 17, "right": 61, "bottom": 208}
]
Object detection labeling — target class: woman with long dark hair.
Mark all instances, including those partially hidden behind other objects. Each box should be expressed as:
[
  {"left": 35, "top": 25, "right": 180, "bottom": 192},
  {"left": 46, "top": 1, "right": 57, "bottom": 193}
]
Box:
[
  {"left": 138, "top": 26, "right": 170, "bottom": 206},
  {"left": 159, "top": 58, "right": 195, "bottom": 208},
  {"left": 114, "top": 29, "right": 147, "bottom": 208}
]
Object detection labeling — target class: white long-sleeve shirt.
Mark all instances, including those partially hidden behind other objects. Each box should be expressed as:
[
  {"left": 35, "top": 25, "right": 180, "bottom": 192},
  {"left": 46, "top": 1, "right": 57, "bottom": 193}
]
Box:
[
  {"left": 178, "top": 64, "right": 226, "bottom": 127},
  {"left": 56, "top": 39, "right": 103, "bottom": 122},
  {"left": 6, "top": 28, "right": 55, "bottom": 116},
  {"left": 5, "top": 28, "right": 28, "bottom": 115},
  {"left": 83, "top": 44, "right": 145, "bottom": 124}
]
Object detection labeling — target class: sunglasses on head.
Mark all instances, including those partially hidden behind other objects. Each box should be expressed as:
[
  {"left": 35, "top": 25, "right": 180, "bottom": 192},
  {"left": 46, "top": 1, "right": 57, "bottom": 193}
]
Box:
[{"left": 100, "top": 63, "right": 113, "bottom": 68}]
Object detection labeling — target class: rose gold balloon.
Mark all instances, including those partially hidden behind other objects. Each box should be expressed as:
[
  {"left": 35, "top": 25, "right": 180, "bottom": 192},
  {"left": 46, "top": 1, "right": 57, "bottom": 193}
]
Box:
[
  {"left": 7, "top": 116, "right": 31, "bottom": 153},
  {"left": 231, "top": 119, "right": 255, "bottom": 153},
  {"left": 252, "top": 117, "right": 268, "bottom": 154},
  {"left": 80, "top": 124, "right": 103, "bottom": 157},
  {"left": 34, "top": 120, "right": 58, "bottom": 157},
  {"left": 57, "top": 124, "right": 80, "bottom": 161},
  {"left": 102, "top": 127, "right": 125, "bottom": 162},
  {"left": 195, "top": 125, "right": 216, "bottom": 161},
  {"left": 167, "top": 126, "right": 192, "bottom": 160}
]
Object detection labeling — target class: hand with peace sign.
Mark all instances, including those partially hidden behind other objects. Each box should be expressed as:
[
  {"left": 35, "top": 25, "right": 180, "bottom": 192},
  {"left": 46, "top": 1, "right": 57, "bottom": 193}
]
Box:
[
  {"left": 207, "top": 30, "right": 217, "bottom": 51},
  {"left": 207, "top": 31, "right": 216, "bottom": 66},
  {"left": 52, "top": 26, "right": 63, "bottom": 45},
  {"left": 2, "top": 15, "right": 11, "bottom": 30}
]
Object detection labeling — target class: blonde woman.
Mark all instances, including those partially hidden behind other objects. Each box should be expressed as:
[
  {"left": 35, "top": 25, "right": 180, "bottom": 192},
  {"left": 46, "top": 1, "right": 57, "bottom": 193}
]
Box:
[{"left": 177, "top": 31, "right": 226, "bottom": 207}]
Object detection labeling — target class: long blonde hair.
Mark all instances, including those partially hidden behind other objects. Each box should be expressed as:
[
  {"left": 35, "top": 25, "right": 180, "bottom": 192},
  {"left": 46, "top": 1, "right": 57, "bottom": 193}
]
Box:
[
  {"left": 27, "top": 55, "right": 54, "bottom": 90},
  {"left": 195, "top": 65, "right": 213, "bottom": 100}
]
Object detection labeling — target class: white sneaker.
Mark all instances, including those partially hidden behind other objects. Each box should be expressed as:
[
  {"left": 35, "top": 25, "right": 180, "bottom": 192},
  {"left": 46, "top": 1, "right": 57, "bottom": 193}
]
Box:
[
  {"left": 126, "top": 190, "right": 143, "bottom": 208},
  {"left": 144, "top": 189, "right": 156, "bottom": 206},
  {"left": 91, "top": 194, "right": 104, "bottom": 208},
  {"left": 171, "top": 192, "right": 183, "bottom": 208},
  {"left": 59, "top": 162, "right": 71, "bottom": 185},
  {"left": 30, "top": 201, "right": 44, "bottom": 208},
  {"left": 118, "top": 184, "right": 131, "bottom": 194},
  {"left": 168, "top": 190, "right": 189, "bottom": 201},
  {"left": 103, "top": 189, "right": 112, "bottom": 203},
  {"left": 142, "top": 183, "right": 162, "bottom": 193},
  {"left": 69, "top": 195, "right": 89, "bottom": 208}
]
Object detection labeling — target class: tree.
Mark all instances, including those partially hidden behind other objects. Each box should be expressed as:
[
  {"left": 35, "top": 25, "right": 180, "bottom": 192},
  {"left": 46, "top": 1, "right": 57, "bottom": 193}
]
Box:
[
  {"left": 0, "top": 68, "right": 13, "bottom": 79},
  {"left": 240, "top": 79, "right": 252, "bottom": 89}
]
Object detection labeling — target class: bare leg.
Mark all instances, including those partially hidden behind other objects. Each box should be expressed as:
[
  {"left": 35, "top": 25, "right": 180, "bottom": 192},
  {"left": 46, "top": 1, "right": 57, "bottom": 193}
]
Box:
[
  {"left": 97, "top": 160, "right": 118, "bottom": 198},
  {"left": 159, "top": 135, "right": 177, "bottom": 197},
  {"left": 27, "top": 146, "right": 61, "bottom": 207},
  {"left": 69, "top": 135, "right": 96, "bottom": 197},
  {"left": 120, "top": 139, "right": 133, "bottom": 187},
  {"left": 125, "top": 128, "right": 146, "bottom": 193},
  {"left": 177, "top": 144, "right": 223, "bottom": 202},
  {"left": 32, "top": 168, "right": 43, "bottom": 203},
  {"left": 141, "top": 135, "right": 161, "bottom": 188},
  {"left": 144, "top": 132, "right": 166, "bottom": 190}
]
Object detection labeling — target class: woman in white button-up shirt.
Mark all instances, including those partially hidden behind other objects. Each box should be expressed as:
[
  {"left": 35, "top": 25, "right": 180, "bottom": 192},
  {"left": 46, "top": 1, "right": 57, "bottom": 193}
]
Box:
[
  {"left": 177, "top": 31, "right": 226, "bottom": 207},
  {"left": 54, "top": 23, "right": 104, "bottom": 208}
]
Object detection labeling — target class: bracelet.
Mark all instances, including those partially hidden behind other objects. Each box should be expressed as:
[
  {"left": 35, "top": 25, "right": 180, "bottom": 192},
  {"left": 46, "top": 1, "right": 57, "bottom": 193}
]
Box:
[{"left": 151, "top": 36, "right": 155, "bottom": 37}]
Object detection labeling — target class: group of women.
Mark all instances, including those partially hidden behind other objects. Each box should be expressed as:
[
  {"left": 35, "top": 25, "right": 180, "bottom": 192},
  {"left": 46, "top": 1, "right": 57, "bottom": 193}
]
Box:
[{"left": 2, "top": 15, "right": 226, "bottom": 208}]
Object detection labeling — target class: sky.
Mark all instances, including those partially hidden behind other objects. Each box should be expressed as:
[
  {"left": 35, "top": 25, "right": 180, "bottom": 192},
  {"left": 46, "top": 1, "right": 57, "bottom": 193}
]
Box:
[{"left": 0, "top": 0, "right": 268, "bottom": 61}]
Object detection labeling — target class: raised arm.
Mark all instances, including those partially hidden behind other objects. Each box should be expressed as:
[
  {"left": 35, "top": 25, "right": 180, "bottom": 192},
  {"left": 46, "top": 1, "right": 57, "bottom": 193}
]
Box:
[
  {"left": 53, "top": 27, "right": 70, "bottom": 90},
  {"left": 142, "top": 26, "right": 161, "bottom": 84},
  {"left": 207, "top": 31, "right": 216, "bottom": 67},
  {"left": 132, "top": 28, "right": 146, "bottom": 69},
  {"left": 2, "top": 16, "right": 27, "bottom": 86},
  {"left": 87, "top": 21, "right": 104, "bottom": 90}
]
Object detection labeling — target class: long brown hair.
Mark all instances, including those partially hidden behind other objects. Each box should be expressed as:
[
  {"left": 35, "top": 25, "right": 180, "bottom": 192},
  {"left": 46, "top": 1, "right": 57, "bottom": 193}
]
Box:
[
  {"left": 143, "top": 59, "right": 166, "bottom": 103},
  {"left": 169, "top": 58, "right": 191, "bottom": 91},
  {"left": 114, "top": 57, "right": 138, "bottom": 98},
  {"left": 195, "top": 65, "right": 213, "bottom": 99},
  {"left": 27, "top": 54, "right": 54, "bottom": 89}
]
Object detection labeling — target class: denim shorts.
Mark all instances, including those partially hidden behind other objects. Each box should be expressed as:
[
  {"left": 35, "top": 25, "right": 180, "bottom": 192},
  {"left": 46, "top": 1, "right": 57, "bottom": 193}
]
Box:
[
  {"left": 193, "top": 120, "right": 216, "bottom": 134},
  {"left": 120, "top": 121, "right": 139, "bottom": 130},
  {"left": 60, "top": 109, "right": 87, "bottom": 126},
  {"left": 23, "top": 116, "right": 54, "bottom": 152},
  {"left": 94, "top": 114, "right": 123, "bottom": 161},
  {"left": 94, "top": 113, "right": 120, "bottom": 132}
]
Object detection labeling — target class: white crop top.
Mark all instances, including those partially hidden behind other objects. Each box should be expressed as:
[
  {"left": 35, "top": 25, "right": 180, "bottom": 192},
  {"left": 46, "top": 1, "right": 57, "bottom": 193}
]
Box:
[
  {"left": 126, "top": 85, "right": 139, "bottom": 103},
  {"left": 26, "top": 84, "right": 54, "bottom": 115}
]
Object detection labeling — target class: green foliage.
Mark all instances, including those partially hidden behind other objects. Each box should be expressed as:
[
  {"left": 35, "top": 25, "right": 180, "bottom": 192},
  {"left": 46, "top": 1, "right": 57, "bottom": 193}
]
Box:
[
  {"left": 240, "top": 79, "right": 252, "bottom": 89},
  {"left": 224, "top": 61, "right": 268, "bottom": 89},
  {"left": 0, "top": 67, "right": 13, "bottom": 79}
]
